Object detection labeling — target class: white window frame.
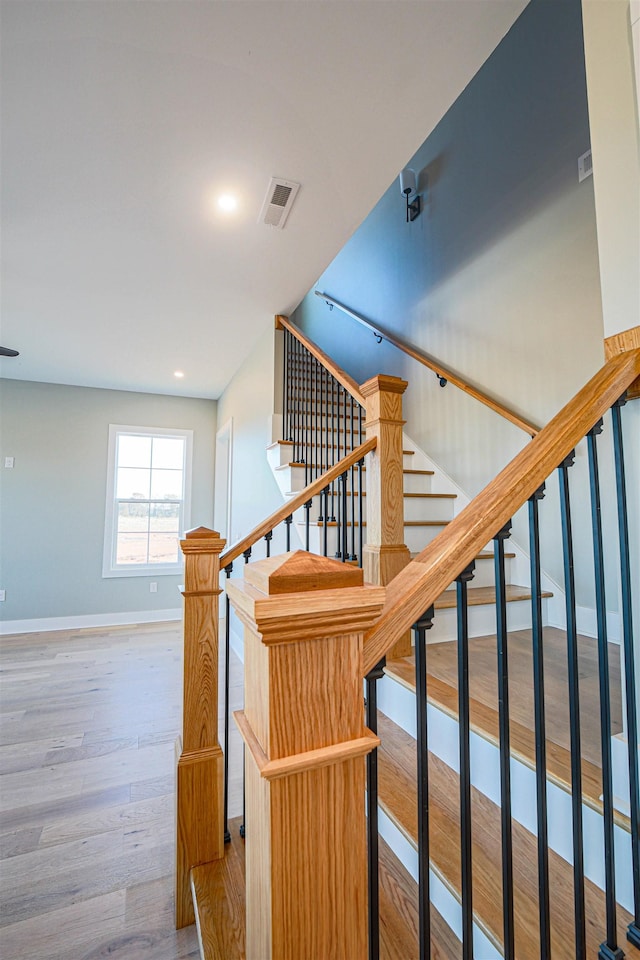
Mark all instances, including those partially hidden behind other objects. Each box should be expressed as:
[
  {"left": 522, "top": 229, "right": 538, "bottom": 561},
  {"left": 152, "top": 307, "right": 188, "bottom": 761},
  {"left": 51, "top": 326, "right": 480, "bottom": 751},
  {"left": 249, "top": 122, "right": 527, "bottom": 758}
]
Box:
[{"left": 102, "top": 424, "right": 193, "bottom": 578}]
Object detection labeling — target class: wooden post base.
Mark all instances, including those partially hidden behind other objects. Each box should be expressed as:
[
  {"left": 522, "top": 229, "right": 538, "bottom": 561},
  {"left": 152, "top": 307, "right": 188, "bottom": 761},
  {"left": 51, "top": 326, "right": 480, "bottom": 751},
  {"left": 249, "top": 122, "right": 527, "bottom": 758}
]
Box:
[{"left": 175, "top": 739, "right": 225, "bottom": 928}]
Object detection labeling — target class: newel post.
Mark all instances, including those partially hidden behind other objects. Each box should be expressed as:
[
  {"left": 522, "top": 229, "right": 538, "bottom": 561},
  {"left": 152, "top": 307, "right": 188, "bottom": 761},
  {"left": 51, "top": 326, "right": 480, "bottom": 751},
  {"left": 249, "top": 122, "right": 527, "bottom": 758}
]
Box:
[
  {"left": 361, "top": 374, "right": 412, "bottom": 658},
  {"left": 227, "top": 551, "right": 385, "bottom": 960},
  {"left": 175, "top": 526, "right": 226, "bottom": 928}
]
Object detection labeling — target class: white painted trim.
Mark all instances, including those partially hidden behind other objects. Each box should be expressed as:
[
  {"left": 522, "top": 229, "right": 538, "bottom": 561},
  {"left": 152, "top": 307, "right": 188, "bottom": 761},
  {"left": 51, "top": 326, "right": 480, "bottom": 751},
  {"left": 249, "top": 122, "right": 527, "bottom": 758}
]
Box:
[
  {"left": 0, "top": 608, "right": 182, "bottom": 636},
  {"left": 102, "top": 424, "right": 193, "bottom": 578}
]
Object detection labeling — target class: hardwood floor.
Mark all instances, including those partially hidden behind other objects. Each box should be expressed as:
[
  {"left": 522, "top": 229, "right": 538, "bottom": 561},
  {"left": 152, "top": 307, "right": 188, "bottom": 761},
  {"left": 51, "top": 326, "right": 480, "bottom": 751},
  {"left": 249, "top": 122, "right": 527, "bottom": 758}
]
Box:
[{"left": 0, "top": 621, "right": 243, "bottom": 960}]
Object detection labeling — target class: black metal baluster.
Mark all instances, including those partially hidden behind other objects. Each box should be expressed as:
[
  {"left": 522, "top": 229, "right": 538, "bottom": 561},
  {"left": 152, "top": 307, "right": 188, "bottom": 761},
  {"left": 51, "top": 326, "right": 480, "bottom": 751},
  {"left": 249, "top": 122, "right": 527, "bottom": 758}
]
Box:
[
  {"left": 358, "top": 457, "right": 364, "bottom": 568},
  {"left": 322, "top": 487, "right": 329, "bottom": 556},
  {"left": 365, "top": 658, "right": 385, "bottom": 960},
  {"left": 330, "top": 376, "right": 337, "bottom": 521},
  {"left": 611, "top": 396, "right": 640, "bottom": 948},
  {"left": 304, "top": 499, "right": 312, "bottom": 552},
  {"left": 292, "top": 336, "right": 298, "bottom": 462},
  {"left": 223, "top": 561, "right": 233, "bottom": 844},
  {"left": 304, "top": 346, "right": 310, "bottom": 486},
  {"left": 285, "top": 514, "right": 292, "bottom": 552},
  {"left": 315, "top": 357, "right": 320, "bottom": 481},
  {"left": 350, "top": 462, "right": 357, "bottom": 561},
  {"left": 320, "top": 367, "right": 324, "bottom": 471},
  {"left": 264, "top": 530, "right": 272, "bottom": 558},
  {"left": 350, "top": 397, "right": 356, "bottom": 560},
  {"left": 238, "top": 548, "right": 252, "bottom": 840},
  {"left": 588, "top": 420, "right": 624, "bottom": 960},
  {"left": 341, "top": 471, "right": 348, "bottom": 562},
  {"left": 414, "top": 606, "right": 435, "bottom": 960},
  {"left": 457, "top": 561, "right": 476, "bottom": 960},
  {"left": 283, "top": 329, "right": 289, "bottom": 442},
  {"left": 528, "top": 485, "right": 551, "bottom": 959},
  {"left": 558, "top": 451, "right": 586, "bottom": 958},
  {"left": 335, "top": 472, "right": 343, "bottom": 560},
  {"left": 494, "top": 523, "right": 514, "bottom": 960}
]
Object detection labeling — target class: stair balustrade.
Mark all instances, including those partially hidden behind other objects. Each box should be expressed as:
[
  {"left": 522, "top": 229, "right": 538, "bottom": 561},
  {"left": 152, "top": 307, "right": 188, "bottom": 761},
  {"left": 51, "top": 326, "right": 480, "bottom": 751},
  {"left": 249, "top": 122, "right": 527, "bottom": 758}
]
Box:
[
  {"left": 176, "top": 318, "right": 639, "bottom": 960},
  {"left": 362, "top": 347, "right": 640, "bottom": 960}
]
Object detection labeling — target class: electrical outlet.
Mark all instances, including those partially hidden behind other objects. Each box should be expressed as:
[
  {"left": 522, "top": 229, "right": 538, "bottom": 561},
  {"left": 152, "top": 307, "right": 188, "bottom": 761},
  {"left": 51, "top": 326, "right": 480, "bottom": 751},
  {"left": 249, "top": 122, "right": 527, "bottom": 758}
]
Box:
[
  {"left": 149, "top": 582, "right": 157, "bottom": 593},
  {"left": 4, "top": 457, "right": 14, "bottom": 469},
  {"left": 0, "top": 590, "right": 6, "bottom": 601}
]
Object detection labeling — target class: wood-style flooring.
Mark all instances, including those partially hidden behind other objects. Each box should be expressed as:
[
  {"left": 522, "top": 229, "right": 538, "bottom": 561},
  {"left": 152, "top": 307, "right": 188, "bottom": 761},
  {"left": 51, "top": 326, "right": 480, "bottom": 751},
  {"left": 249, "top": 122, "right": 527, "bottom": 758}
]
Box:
[{"left": 0, "top": 621, "right": 243, "bottom": 960}]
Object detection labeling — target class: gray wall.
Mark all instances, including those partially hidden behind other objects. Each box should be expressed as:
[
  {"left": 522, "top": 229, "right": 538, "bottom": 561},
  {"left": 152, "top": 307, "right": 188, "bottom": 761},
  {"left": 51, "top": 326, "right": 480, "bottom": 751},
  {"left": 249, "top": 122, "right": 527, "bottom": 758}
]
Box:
[
  {"left": 0, "top": 379, "right": 216, "bottom": 625},
  {"left": 216, "top": 323, "right": 286, "bottom": 553},
  {"left": 292, "top": 0, "right": 614, "bottom": 606}
]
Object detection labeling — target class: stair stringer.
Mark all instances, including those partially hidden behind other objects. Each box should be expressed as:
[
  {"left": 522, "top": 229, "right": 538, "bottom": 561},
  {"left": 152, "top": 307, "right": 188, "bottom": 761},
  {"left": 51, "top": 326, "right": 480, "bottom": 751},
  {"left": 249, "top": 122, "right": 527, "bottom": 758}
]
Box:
[{"left": 376, "top": 672, "right": 635, "bottom": 915}]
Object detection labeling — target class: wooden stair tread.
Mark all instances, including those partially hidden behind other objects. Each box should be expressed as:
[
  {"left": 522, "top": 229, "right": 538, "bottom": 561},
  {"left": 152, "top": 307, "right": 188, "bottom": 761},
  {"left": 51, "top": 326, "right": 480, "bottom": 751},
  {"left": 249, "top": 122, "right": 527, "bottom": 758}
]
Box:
[
  {"left": 378, "top": 834, "right": 461, "bottom": 959},
  {"left": 384, "top": 640, "right": 629, "bottom": 829},
  {"left": 410, "top": 550, "right": 516, "bottom": 561},
  {"left": 404, "top": 492, "right": 456, "bottom": 499},
  {"left": 277, "top": 462, "right": 433, "bottom": 476},
  {"left": 191, "top": 817, "right": 246, "bottom": 960},
  {"left": 434, "top": 583, "right": 552, "bottom": 609},
  {"left": 377, "top": 712, "right": 639, "bottom": 959}
]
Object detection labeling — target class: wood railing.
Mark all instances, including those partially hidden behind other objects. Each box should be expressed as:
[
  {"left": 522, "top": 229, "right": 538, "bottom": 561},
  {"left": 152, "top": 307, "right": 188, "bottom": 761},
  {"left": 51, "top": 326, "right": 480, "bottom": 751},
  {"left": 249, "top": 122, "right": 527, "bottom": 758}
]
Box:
[
  {"left": 363, "top": 346, "right": 640, "bottom": 672},
  {"left": 276, "top": 313, "right": 365, "bottom": 406},
  {"left": 315, "top": 291, "right": 540, "bottom": 436},
  {"left": 220, "top": 436, "right": 376, "bottom": 568}
]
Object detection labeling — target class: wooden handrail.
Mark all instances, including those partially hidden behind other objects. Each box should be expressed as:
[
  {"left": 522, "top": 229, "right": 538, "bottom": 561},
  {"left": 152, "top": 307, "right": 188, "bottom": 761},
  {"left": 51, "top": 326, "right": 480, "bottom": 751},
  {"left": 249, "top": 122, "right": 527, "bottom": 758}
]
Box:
[
  {"left": 315, "top": 291, "right": 540, "bottom": 436},
  {"left": 276, "top": 314, "right": 366, "bottom": 407},
  {"left": 220, "top": 436, "right": 377, "bottom": 568},
  {"left": 362, "top": 348, "right": 640, "bottom": 673}
]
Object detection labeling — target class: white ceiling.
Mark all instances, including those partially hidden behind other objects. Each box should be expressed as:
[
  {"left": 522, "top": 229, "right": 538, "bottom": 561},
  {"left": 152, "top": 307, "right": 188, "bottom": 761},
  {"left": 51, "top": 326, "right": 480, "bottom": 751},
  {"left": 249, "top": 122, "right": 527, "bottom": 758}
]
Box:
[{"left": 1, "top": 0, "right": 527, "bottom": 399}]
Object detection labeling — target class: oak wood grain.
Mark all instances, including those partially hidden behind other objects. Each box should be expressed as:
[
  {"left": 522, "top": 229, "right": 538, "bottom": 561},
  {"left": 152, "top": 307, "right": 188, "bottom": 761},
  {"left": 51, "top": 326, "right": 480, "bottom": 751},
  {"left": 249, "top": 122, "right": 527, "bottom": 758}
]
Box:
[
  {"left": 364, "top": 348, "right": 640, "bottom": 672},
  {"left": 604, "top": 324, "right": 640, "bottom": 397},
  {"left": 228, "top": 556, "right": 384, "bottom": 959},
  {"left": 362, "top": 375, "right": 412, "bottom": 658},
  {"left": 220, "top": 436, "right": 377, "bottom": 567},
  {"left": 377, "top": 711, "right": 640, "bottom": 959}
]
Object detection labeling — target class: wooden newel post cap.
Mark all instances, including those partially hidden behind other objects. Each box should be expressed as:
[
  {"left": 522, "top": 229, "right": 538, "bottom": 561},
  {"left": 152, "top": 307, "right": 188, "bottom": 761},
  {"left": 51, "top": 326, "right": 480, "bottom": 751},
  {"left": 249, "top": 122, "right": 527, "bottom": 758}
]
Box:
[
  {"left": 180, "top": 526, "right": 226, "bottom": 555},
  {"left": 226, "top": 550, "right": 385, "bottom": 644},
  {"left": 359, "top": 374, "right": 408, "bottom": 398}
]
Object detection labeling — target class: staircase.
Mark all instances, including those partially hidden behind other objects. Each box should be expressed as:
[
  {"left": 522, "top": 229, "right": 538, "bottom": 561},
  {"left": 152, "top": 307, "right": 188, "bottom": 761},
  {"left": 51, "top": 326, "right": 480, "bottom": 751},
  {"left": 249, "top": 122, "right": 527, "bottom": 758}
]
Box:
[{"left": 176, "top": 320, "right": 640, "bottom": 960}]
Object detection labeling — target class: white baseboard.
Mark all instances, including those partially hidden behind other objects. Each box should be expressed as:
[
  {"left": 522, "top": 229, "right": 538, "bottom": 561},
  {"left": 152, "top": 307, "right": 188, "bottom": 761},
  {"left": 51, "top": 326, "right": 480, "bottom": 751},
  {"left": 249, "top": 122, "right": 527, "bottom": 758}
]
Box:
[{"left": 0, "top": 608, "right": 182, "bottom": 636}]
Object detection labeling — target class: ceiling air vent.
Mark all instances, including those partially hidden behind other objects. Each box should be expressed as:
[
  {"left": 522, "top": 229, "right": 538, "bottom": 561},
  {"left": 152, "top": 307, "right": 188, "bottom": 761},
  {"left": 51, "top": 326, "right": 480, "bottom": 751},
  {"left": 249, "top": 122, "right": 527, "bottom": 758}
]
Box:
[{"left": 259, "top": 177, "right": 300, "bottom": 229}]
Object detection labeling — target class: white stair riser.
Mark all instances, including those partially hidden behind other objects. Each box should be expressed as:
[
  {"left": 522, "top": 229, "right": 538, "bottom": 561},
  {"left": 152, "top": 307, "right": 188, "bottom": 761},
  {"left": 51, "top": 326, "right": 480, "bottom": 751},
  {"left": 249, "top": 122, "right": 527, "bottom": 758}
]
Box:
[
  {"left": 403, "top": 472, "right": 433, "bottom": 494},
  {"left": 422, "top": 596, "right": 542, "bottom": 643},
  {"left": 404, "top": 524, "right": 449, "bottom": 553},
  {"left": 377, "top": 673, "right": 635, "bottom": 914},
  {"left": 404, "top": 496, "right": 455, "bottom": 523}
]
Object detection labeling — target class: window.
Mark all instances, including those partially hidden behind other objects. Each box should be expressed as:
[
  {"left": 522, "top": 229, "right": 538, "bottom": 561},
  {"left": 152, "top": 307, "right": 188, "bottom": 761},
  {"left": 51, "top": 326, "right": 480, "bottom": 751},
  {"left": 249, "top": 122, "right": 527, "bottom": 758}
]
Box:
[{"left": 103, "top": 425, "right": 193, "bottom": 577}]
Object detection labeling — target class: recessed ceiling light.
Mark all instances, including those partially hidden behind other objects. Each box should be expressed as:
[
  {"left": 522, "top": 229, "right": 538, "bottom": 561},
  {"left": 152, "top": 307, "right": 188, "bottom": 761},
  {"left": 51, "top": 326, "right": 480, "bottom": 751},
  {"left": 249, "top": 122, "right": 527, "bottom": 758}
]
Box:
[
  {"left": 217, "top": 193, "right": 238, "bottom": 213},
  {"left": 174, "top": 370, "right": 185, "bottom": 379}
]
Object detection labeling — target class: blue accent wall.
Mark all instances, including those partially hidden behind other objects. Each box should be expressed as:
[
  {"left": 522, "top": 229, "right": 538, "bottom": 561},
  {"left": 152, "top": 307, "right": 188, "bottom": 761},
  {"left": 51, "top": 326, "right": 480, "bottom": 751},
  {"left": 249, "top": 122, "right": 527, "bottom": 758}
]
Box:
[{"left": 292, "top": 0, "right": 599, "bottom": 402}]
